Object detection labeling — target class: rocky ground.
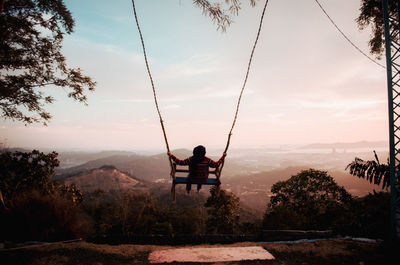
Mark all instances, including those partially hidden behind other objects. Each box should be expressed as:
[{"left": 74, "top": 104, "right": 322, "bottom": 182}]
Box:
[{"left": 1, "top": 239, "right": 397, "bottom": 265}]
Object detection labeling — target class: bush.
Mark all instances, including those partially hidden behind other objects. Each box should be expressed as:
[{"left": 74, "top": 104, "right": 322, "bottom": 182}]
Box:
[
  {"left": 1, "top": 190, "right": 92, "bottom": 242},
  {"left": 336, "top": 191, "right": 391, "bottom": 239}
]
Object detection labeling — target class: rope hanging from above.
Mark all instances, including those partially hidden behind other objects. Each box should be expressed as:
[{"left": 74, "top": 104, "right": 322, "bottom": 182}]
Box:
[
  {"left": 131, "top": 0, "right": 269, "bottom": 176},
  {"left": 220, "top": 0, "right": 269, "bottom": 172},
  {"left": 313, "top": 0, "right": 385, "bottom": 69},
  {"left": 131, "top": 0, "right": 173, "bottom": 172}
]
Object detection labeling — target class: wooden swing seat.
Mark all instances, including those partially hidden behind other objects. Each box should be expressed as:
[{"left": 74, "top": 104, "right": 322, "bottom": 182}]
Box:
[
  {"left": 171, "top": 162, "right": 221, "bottom": 185},
  {"left": 173, "top": 177, "right": 221, "bottom": 185},
  {"left": 170, "top": 162, "right": 221, "bottom": 200}
]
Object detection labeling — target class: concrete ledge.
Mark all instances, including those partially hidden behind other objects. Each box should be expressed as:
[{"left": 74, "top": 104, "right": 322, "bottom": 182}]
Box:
[
  {"left": 261, "top": 230, "right": 334, "bottom": 241},
  {"left": 87, "top": 230, "right": 334, "bottom": 245},
  {"left": 88, "top": 234, "right": 258, "bottom": 245}
]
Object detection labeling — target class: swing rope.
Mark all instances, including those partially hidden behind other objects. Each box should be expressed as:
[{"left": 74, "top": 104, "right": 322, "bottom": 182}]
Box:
[
  {"left": 131, "top": 0, "right": 172, "bottom": 171},
  {"left": 220, "top": 0, "right": 269, "bottom": 171},
  {"left": 131, "top": 0, "right": 269, "bottom": 176}
]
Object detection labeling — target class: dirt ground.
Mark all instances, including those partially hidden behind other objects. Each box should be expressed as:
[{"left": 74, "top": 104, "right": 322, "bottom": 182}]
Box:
[{"left": 0, "top": 239, "right": 396, "bottom": 265}]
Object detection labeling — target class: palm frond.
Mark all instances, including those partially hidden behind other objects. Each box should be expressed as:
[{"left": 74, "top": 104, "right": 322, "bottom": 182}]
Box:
[{"left": 346, "top": 151, "right": 390, "bottom": 190}]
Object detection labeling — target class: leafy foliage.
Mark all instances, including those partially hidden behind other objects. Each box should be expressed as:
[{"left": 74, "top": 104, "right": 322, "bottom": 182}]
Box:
[
  {"left": 263, "top": 169, "right": 353, "bottom": 230},
  {"left": 81, "top": 189, "right": 207, "bottom": 236},
  {"left": 0, "top": 149, "right": 88, "bottom": 242},
  {"left": 339, "top": 191, "right": 391, "bottom": 239},
  {"left": 193, "top": 0, "right": 257, "bottom": 31},
  {"left": 346, "top": 151, "right": 391, "bottom": 189},
  {"left": 0, "top": 0, "right": 96, "bottom": 124},
  {"left": 205, "top": 186, "right": 240, "bottom": 234},
  {"left": 357, "top": 0, "right": 398, "bottom": 58},
  {"left": 0, "top": 150, "right": 59, "bottom": 202},
  {"left": 1, "top": 190, "right": 91, "bottom": 242},
  {"left": 0, "top": 150, "right": 82, "bottom": 207}
]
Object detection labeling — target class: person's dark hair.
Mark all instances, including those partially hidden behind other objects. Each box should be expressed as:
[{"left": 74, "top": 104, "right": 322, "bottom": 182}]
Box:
[{"left": 190, "top": 145, "right": 206, "bottom": 177}]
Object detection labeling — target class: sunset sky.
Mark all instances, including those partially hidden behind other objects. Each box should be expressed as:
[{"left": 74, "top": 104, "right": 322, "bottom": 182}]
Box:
[{"left": 1, "top": 0, "right": 390, "bottom": 152}]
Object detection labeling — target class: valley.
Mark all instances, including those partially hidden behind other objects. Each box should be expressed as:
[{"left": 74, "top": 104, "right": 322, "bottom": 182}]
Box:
[{"left": 54, "top": 142, "right": 387, "bottom": 217}]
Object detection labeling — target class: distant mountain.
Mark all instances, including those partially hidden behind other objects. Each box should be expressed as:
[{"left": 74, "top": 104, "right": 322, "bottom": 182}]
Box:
[
  {"left": 299, "top": 141, "right": 387, "bottom": 150},
  {"left": 0, "top": 147, "right": 31, "bottom": 153},
  {"left": 328, "top": 170, "right": 382, "bottom": 197},
  {"left": 62, "top": 165, "right": 148, "bottom": 193},
  {"left": 55, "top": 149, "right": 249, "bottom": 182},
  {"left": 57, "top": 150, "right": 137, "bottom": 168},
  {"left": 56, "top": 153, "right": 170, "bottom": 181}
]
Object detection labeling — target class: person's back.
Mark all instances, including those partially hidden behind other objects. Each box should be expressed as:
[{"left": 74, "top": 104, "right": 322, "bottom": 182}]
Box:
[
  {"left": 189, "top": 156, "right": 218, "bottom": 182},
  {"left": 168, "top": 145, "right": 226, "bottom": 192}
]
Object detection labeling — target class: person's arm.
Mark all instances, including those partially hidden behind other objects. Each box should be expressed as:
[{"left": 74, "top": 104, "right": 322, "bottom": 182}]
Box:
[
  {"left": 208, "top": 152, "right": 227, "bottom": 168},
  {"left": 168, "top": 152, "right": 190, "bottom": 165}
]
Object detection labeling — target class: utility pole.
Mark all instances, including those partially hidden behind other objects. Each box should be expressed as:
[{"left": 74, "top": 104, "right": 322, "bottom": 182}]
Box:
[{"left": 382, "top": 0, "right": 400, "bottom": 242}]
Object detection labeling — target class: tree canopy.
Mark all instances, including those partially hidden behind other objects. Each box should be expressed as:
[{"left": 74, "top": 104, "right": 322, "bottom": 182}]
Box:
[
  {"left": 0, "top": 149, "right": 82, "bottom": 208},
  {"left": 263, "top": 169, "right": 353, "bottom": 230},
  {"left": 0, "top": 0, "right": 96, "bottom": 125},
  {"left": 357, "top": 0, "right": 398, "bottom": 58},
  {"left": 205, "top": 186, "right": 240, "bottom": 234},
  {"left": 194, "top": 0, "right": 257, "bottom": 31}
]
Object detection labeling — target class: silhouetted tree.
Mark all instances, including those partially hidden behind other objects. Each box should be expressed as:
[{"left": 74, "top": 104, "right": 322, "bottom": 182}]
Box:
[
  {"left": 263, "top": 169, "right": 353, "bottom": 230},
  {"left": 117, "top": 191, "right": 158, "bottom": 235},
  {"left": 340, "top": 191, "right": 391, "bottom": 239},
  {"left": 0, "top": 150, "right": 89, "bottom": 242},
  {"left": 0, "top": 150, "right": 82, "bottom": 207},
  {"left": 357, "top": 0, "right": 398, "bottom": 58},
  {"left": 168, "top": 207, "right": 203, "bottom": 235},
  {"left": 205, "top": 186, "right": 240, "bottom": 234},
  {"left": 152, "top": 189, "right": 208, "bottom": 234},
  {"left": 0, "top": 0, "right": 96, "bottom": 124},
  {"left": 346, "top": 151, "right": 391, "bottom": 190},
  {"left": 0, "top": 150, "right": 59, "bottom": 203}
]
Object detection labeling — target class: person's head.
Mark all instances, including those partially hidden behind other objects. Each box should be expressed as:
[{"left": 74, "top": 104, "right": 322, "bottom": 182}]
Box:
[
  {"left": 191, "top": 145, "right": 206, "bottom": 175},
  {"left": 193, "top": 145, "right": 206, "bottom": 158}
]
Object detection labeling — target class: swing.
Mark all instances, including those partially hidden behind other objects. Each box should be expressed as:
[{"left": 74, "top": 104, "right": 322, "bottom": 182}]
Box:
[
  {"left": 171, "top": 163, "right": 221, "bottom": 186},
  {"left": 131, "top": 0, "right": 269, "bottom": 200}
]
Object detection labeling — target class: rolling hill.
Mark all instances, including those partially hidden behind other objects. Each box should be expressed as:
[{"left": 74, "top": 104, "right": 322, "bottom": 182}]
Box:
[
  {"left": 62, "top": 165, "right": 148, "bottom": 193},
  {"left": 55, "top": 149, "right": 251, "bottom": 182}
]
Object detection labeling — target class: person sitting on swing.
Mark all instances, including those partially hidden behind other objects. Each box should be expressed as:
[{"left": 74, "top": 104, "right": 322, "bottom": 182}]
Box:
[{"left": 168, "top": 145, "right": 226, "bottom": 193}]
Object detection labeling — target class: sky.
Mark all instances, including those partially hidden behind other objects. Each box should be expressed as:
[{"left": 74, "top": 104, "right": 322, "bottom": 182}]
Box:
[{"left": 0, "top": 0, "right": 390, "bottom": 152}]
